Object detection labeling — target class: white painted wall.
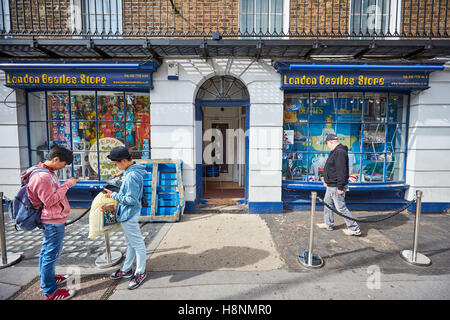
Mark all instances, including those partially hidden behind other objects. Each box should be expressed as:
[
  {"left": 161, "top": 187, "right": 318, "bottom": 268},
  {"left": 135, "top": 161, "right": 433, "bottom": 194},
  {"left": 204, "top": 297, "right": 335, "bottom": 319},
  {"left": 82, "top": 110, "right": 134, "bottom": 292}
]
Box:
[
  {"left": 0, "top": 72, "right": 29, "bottom": 198},
  {"left": 150, "top": 62, "right": 197, "bottom": 202},
  {"left": 242, "top": 62, "right": 283, "bottom": 204},
  {"left": 151, "top": 58, "right": 283, "bottom": 204},
  {"left": 406, "top": 67, "right": 450, "bottom": 206}
]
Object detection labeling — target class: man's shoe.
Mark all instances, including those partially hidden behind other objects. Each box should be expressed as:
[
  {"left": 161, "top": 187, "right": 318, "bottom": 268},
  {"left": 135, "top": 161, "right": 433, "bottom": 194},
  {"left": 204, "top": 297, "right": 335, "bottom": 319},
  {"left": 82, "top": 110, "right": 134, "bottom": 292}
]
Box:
[
  {"left": 128, "top": 273, "right": 147, "bottom": 290},
  {"left": 343, "top": 228, "right": 362, "bottom": 236},
  {"left": 45, "top": 288, "right": 75, "bottom": 300},
  {"left": 40, "top": 275, "right": 70, "bottom": 291},
  {"left": 110, "top": 269, "right": 134, "bottom": 280},
  {"left": 316, "top": 223, "right": 333, "bottom": 231}
]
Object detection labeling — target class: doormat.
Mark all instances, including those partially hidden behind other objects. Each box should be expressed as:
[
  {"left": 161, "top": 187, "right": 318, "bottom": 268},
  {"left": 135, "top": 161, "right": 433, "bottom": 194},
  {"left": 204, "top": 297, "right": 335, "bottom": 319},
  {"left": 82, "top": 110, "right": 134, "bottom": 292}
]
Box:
[{"left": 8, "top": 274, "right": 119, "bottom": 300}]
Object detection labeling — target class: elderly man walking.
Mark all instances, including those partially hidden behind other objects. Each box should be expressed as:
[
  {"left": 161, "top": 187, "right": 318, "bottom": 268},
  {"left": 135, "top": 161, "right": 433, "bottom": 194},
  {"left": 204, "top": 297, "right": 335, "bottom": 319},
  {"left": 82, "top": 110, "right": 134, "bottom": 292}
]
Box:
[{"left": 317, "top": 134, "right": 361, "bottom": 236}]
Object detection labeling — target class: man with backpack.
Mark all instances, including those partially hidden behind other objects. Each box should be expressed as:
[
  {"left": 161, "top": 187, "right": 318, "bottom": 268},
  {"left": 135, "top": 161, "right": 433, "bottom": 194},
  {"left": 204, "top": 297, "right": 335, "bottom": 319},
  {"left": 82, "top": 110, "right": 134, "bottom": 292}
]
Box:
[{"left": 26, "top": 145, "right": 78, "bottom": 300}]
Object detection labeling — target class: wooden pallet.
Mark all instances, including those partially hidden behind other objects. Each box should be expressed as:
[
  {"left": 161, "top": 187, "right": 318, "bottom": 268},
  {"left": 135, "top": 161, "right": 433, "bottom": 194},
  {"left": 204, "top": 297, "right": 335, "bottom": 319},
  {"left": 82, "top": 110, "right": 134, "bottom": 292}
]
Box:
[{"left": 136, "top": 159, "right": 185, "bottom": 222}]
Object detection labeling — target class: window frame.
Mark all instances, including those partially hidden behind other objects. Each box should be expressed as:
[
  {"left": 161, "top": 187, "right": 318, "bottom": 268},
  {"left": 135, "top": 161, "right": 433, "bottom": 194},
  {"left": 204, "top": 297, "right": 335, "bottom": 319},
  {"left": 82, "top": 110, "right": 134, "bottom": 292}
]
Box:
[
  {"left": 77, "top": 0, "right": 123, "bottom": 35},
  {"left": 0, "top": 0, "right": 11, "bottom": 34},
  {"left": 349, "top": 0, "right": 402, "bottom": 38},
  {"left": 282, "top": 91, "right": 410, "bottom": 185},
  {"left": 26, "top": 88, "right": 151, "bottom": 184},
  {"left": 239, "top": 0, "right": 290, "bottom": 36}
]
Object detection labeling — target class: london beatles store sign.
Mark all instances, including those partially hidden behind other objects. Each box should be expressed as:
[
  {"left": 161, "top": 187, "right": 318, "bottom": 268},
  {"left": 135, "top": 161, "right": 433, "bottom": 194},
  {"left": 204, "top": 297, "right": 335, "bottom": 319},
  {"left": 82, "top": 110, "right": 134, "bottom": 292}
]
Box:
[
  {"left": 4, "top": 68, "right": 153, "bottom": 90},
  {"left": 281, "top": 70, "right": 430, "bottom": 91}
]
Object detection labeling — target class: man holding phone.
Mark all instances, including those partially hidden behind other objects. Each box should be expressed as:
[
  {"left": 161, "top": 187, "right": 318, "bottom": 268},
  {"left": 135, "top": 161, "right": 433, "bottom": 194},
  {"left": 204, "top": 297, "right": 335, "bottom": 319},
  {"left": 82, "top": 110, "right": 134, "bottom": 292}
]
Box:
[
  {"left": 103, "top": 146, "right": 148, "bottom": 290},
  {"left": 26, "top": 145, "right": 79, "bottom": 300}
]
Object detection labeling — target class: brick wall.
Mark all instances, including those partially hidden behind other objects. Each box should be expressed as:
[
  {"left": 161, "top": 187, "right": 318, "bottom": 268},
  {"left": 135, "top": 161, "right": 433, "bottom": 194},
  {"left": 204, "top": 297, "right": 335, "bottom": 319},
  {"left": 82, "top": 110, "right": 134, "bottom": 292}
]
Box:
[
  {"left": 122, "top": 0, "right": 240, "bottom": 35},
  {"left": 3, "top": 0, "right": 449, "bottom": 37},
  {"left": 289, "top": 0, "right": 350, "bottom": 35},
  {"left": 9, "top": 0, "right": 71, "bottom": 33}
]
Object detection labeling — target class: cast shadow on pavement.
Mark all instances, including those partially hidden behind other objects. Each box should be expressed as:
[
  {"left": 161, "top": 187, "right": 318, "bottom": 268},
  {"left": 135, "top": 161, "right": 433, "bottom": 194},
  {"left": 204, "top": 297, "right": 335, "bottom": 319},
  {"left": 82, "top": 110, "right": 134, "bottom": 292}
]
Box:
[{"left": 146, "top": 245, "right": 272, "bottom": 283}]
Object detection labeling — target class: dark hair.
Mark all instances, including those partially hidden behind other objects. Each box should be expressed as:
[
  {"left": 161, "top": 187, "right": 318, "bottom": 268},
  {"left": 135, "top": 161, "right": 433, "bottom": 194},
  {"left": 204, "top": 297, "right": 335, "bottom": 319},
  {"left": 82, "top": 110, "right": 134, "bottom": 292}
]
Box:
[{"left": 47, "top": 145, "right": 73, "bottom": 165}]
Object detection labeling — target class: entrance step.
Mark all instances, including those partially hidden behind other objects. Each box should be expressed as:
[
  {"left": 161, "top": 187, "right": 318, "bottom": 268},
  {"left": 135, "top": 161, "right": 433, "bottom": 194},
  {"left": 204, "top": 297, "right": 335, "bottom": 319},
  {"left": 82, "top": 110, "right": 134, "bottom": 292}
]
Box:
[{"left": 196, "top": 201, "right": 248, "bottom": 214}]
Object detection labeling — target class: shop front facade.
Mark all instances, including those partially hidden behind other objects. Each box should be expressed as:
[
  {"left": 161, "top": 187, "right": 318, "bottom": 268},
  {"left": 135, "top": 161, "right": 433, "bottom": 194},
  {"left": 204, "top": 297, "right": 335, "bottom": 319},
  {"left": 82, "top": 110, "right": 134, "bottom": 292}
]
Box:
[
  {"left": 276, "top": 62, "right": 450, "bottom": 213},
  {"left": 0, "top": 62, "right": 158, "bottom": 207},
  {"left": 1, "top": 58, "right": 450, "bottom": 213},
  {"left": 0, "top": 1, "right": 449, "bottom": 213}
]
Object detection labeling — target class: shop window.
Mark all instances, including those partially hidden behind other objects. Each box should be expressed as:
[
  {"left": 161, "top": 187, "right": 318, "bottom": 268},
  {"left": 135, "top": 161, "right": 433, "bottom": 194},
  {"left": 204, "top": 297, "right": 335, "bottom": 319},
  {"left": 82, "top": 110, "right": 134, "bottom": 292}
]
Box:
[
  {"left": 239, "top": 0, "right": 285, "bottom": 36},
  {"left": 27, "top": 90, "right": 150, "bottom": 182},
  {"left": 282, "top": 92, "right": 407, "bottom": 184},
  {"left": 81, "top": 0, "right": 122, "bottom": 34}
]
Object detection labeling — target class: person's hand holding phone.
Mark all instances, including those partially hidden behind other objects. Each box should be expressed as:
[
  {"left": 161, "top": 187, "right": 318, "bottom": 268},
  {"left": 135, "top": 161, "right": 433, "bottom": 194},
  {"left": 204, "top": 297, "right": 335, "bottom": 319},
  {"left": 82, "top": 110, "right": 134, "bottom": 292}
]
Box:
[
  {"left": 103, "top": 188, "right": 113, "bottom": 198},
  {"left": 68, "top": 177, "right": 78, "bottom": 187}
]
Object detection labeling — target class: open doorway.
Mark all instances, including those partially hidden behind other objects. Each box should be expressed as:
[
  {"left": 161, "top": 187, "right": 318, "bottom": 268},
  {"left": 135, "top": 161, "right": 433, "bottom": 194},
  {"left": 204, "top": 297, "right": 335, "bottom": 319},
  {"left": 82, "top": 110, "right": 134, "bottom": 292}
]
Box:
[
  {"left": 195, "top": 75, "right": 250, "bottom": 205},
  {"left": 202, "top": 106, "right": 245, "bottom": 201}
]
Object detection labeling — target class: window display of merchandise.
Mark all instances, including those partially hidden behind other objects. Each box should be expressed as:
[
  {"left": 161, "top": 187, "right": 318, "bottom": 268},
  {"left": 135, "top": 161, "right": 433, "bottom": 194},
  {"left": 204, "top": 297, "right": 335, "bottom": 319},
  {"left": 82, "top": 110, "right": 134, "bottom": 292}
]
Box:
[
  {"left": 282, "top": 92, "right": 408, "bottom": 183},
  {"left": 48, "top": 94, "right": 71, "bottom": 148},
  {"left": 28, "top": 90, "right": 151, "bottom": 182}
]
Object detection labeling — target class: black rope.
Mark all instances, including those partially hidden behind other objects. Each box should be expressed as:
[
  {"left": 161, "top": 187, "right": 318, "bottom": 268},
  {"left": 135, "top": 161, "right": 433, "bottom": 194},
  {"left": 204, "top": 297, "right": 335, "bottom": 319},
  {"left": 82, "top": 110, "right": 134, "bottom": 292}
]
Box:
[
  {"left": 64, "top": 207, "right": 91, "bottom": 226},
  {"left": 316, "top": 196, "right": 416, "bottom": 224}
]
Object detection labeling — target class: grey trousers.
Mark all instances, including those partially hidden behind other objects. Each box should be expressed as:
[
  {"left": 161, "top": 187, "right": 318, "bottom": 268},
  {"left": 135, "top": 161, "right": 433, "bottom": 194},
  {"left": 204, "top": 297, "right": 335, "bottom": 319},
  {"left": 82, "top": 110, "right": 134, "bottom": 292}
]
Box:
[{"left": 323, "top": 186, "right": 360, "bottom": 231}]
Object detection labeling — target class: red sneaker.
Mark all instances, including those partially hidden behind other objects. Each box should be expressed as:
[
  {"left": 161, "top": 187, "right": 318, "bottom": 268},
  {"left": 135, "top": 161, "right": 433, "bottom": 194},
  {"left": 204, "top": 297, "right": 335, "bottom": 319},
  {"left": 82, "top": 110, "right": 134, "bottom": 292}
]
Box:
[
  {"left": 40, "top": 275, "right": 70, "bottom": 291},
  {"left": 54, "top": 275, "right": 69, "bottom": 285},
  {"left": 45, "top": 288, "right": 75, "bottom": 300}
]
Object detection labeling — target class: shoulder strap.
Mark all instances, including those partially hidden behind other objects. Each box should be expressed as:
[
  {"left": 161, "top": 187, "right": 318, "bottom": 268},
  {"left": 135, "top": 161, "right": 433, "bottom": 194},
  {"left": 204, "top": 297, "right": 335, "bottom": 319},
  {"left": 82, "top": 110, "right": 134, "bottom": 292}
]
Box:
[
  {"left": 27, "top": 168, "right": 51, "bottom": 182},
  {"left": 26, "top": 168, "right": 51, "bottom": 210}
]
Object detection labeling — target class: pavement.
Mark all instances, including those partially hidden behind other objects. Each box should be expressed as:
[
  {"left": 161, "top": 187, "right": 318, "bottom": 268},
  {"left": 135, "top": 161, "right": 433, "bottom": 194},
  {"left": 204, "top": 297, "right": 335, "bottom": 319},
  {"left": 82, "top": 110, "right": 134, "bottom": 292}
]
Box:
[{"left": 1, "top": 208, "right": 450, "bottom": 300}]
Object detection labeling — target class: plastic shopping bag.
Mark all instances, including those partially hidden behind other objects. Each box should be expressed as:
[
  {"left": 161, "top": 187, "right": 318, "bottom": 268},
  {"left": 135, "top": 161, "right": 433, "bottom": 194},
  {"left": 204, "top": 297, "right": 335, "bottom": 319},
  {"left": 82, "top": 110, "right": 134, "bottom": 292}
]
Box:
[{"left": 88, "top": 192, "right": 121, "bottom": 239}]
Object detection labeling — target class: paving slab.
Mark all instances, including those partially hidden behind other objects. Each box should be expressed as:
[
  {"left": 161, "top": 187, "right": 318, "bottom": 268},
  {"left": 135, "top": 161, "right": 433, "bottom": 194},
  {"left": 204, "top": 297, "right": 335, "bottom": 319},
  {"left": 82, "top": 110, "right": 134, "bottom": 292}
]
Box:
[
  {"left": 109, "top": 269, "right": 450, "bottom": 300},
  {"left": 147, "top": 214, "right": 285, "bottom": 272},
  {"left": 9, "top": 274, "right": 117, "bottom": 300}
]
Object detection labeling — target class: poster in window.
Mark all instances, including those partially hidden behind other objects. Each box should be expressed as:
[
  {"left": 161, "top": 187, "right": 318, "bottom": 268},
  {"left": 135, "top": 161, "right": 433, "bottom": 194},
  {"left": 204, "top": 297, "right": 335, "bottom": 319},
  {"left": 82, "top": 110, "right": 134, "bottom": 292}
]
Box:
[
  {"left": 283, "top": 130, "right": 294, "bottom": 145},
  {"left": 283, "top": 111, "right": 297, "bottom": 123}
]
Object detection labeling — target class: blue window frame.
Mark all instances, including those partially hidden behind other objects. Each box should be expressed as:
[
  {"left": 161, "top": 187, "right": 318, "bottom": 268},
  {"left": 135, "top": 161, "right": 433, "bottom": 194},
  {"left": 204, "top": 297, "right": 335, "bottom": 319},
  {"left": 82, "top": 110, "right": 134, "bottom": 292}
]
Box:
[
  {"left": 282, "top": 91, "right": 409, "bottom": 184},
  {"left": 27, "top": 89, "right": 150, "bottom": 183}
]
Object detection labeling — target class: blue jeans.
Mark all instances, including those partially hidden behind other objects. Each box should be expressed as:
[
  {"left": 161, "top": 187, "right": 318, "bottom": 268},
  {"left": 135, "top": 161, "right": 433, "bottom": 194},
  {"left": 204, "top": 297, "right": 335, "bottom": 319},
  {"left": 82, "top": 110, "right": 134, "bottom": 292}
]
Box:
[
  {"left": 121, "top": 213, "right": 146, "bottom": 274},
  {"left": 39, "top": 223, "right": 65, "bottom": 297}
]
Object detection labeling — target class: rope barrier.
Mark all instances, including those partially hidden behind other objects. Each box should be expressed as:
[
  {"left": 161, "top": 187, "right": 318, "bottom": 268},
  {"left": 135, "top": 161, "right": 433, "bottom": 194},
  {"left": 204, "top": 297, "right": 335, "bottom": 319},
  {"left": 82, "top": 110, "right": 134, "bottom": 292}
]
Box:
[
  {"left": 64, "top": 207, "right": 91, "bottom": 226},
  {"left": 316, "top": 196, "right": 416, "bottom": 224}
]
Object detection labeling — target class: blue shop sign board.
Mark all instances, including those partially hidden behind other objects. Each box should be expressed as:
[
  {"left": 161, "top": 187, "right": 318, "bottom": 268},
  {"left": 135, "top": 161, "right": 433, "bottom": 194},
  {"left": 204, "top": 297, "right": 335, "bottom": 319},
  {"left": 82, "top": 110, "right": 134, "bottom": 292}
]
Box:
[
  {"left": 281, "top": 70, "right": 430, "bottom": 91},
  {"left": 1, "top": 62, "right": 158, "bottom": 90}
]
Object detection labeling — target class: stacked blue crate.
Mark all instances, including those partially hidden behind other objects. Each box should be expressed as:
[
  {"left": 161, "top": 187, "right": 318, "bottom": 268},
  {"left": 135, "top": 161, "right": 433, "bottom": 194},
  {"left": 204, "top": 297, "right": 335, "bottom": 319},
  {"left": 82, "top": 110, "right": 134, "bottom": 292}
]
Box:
[{"left": 138, "top": 159, "right": 185, "bottom": 222}]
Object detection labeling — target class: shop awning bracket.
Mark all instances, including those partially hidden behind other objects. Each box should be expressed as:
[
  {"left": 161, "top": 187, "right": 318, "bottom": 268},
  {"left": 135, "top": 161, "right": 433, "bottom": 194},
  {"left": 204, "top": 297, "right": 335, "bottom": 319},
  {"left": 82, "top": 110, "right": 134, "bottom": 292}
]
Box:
[
  {"left": 354, "top": 40, "right": 377, "bottom": 59},
  {"left": 303, "top": 40, "right": 320, "bottom": 59},
  {"left": 31, "top": 39, "right": 62, "bottom": 59},
  {"left": 143, "top": 41, "right": 162, "bottom": 65},
  {"left": 88, "top": 40, "right": 113, "bottom": 59}
]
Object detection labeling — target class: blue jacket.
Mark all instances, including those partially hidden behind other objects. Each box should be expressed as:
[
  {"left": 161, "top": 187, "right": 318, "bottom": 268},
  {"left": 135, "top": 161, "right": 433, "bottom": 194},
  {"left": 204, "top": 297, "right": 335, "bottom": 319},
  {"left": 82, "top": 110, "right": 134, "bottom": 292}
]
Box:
[{"left": 111, "top": 163, "right": 147, "bottom": 222}]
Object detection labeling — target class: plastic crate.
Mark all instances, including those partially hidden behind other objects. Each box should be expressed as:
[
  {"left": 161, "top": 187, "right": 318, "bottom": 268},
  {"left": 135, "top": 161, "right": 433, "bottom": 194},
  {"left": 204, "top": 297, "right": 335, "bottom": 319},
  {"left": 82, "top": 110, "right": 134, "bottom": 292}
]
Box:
[{"left": 136, "top": 159, "right": 185, "bottom": 222}]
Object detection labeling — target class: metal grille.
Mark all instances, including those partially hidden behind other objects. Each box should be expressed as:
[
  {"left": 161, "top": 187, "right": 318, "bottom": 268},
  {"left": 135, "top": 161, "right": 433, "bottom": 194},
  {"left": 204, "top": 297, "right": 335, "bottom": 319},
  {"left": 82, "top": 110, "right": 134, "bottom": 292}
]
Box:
[{"left": 1, "top": 0, "right": 448, "bottom": 39}]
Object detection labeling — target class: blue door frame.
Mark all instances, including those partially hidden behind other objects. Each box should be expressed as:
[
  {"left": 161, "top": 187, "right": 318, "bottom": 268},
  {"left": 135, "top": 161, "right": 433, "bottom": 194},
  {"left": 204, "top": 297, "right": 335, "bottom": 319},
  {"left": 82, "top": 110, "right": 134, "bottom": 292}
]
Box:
[{"left": 195, "top": 100, "right": 250, "bottom": 206}]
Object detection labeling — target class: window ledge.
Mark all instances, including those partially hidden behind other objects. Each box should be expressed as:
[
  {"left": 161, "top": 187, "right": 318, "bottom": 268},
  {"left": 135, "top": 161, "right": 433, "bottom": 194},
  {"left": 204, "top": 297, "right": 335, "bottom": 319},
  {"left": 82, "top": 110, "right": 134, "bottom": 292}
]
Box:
[{"left": 282, "top": 181, "right": 409, "bottom": 191}]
